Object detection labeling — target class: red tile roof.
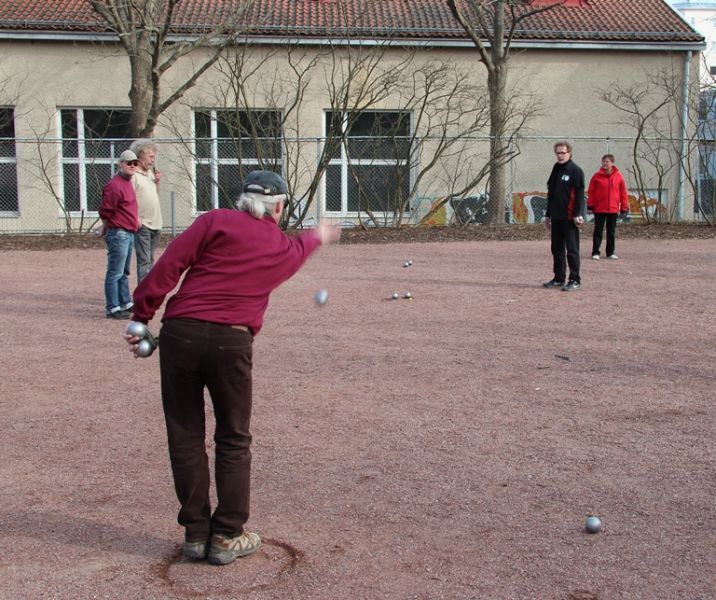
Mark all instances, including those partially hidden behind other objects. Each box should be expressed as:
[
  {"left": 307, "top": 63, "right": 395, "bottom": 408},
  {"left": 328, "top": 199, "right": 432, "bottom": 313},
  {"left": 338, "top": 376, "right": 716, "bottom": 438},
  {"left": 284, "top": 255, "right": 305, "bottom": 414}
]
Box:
[{"left": 0, "top": 0, "right": 703, "bottom": 45}]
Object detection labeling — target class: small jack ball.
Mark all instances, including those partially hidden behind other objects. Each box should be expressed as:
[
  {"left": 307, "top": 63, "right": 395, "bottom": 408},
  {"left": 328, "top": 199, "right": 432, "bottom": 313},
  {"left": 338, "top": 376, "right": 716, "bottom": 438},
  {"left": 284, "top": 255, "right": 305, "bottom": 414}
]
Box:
[
  {"left": 403, "top": 292, "right": 412, "bottom": 299},
  {"left": 391, "top": 292, "right": 399, "bottom": 300},
  {"left": 585, "top": 516, "right": 603, "bottom": 533},
  {"left": 314, "top": 289, "right": 329, "bottom": 305}
]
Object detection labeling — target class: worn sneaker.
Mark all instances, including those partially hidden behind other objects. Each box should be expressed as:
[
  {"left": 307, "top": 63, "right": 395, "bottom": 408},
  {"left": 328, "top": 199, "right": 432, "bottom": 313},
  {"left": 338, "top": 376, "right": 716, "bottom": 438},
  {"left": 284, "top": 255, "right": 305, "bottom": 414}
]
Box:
[
  {"left": 562, "top": 280, "right": 581, "bottom": 291},
  {"left": 607, "top": 254, "right": 619, "bottom": 260},
  {"left": 591, "top": 254, "right": 600, "bottom": 260},
  {"left": 542, "top": 278, "right": 565, "bottom": 289},
  {"left": 183, "top": 540, "right": 208, "bottom": 560},
  {"left": 208, "top": 531, "right": 261, "bottom": 565},
  {"left": 106, "top": 309, "right": 131, "bottom": 320}
]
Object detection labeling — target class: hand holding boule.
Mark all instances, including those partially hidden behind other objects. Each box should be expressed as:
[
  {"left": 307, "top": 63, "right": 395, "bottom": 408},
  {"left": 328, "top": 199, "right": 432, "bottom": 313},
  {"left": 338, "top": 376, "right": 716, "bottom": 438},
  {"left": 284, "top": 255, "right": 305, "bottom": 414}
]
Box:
[
  {"left": 124, "top": 321, "right": 158, "bottom": 358},
  {"left": 125, "top": 321, "right": 147, "bottom": 339}
]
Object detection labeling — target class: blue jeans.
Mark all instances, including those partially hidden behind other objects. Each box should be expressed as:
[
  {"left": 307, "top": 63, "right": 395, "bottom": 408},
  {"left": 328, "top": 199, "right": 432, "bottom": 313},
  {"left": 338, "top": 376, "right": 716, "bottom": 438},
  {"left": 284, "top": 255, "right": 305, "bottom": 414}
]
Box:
[{"left": 104, "top": 228, "right": 135, "bottom": 314}]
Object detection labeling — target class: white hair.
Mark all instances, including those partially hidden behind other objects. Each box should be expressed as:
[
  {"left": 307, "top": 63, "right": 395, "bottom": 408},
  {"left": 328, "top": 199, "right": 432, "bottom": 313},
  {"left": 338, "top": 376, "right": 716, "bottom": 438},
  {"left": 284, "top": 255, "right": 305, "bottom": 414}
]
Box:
[
  {"left": 236, "top": 191, "right": 287, "bottom": 219},
  {"left": 129, "top": 138, "right": 157, "bottom": 157}
]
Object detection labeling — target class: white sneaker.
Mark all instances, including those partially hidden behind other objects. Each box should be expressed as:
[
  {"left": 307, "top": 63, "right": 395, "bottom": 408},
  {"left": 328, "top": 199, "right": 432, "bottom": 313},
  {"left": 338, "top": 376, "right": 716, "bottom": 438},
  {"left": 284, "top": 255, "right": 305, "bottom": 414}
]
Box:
[
  {"left": 591, "top": 254, "right": 600, "bottom": 260},
  {"left": 608, "top": 254, "right": 619, "bottom": 260}
]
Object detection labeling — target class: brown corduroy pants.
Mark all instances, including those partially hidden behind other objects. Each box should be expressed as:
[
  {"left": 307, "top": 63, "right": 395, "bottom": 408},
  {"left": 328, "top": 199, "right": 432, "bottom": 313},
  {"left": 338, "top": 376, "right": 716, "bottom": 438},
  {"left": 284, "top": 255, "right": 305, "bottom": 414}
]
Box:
[{"left": 158, "top": 318, "right": 254, "bottom": 542}]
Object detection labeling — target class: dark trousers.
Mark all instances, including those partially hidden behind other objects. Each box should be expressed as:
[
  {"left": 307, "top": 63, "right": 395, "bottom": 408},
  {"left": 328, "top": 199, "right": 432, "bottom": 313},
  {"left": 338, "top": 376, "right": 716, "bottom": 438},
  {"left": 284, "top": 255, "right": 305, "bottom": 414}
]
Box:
[
  {"left": 159, "top": 318, "right": 254, "bottom": 542},
  {"left": 592, "top": 213, "right": 618, "bottom": 257},
  {"left": 551, "top": 219, "right": 581, "bottom": 283}
]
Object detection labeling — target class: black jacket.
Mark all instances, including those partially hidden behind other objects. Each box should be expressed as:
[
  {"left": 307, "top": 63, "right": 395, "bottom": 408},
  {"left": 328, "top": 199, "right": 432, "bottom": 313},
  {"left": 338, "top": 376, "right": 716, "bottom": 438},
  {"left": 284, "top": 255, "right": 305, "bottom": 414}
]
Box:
[{"left": 546, "top": 160, "right": 585, "bottom": 220}]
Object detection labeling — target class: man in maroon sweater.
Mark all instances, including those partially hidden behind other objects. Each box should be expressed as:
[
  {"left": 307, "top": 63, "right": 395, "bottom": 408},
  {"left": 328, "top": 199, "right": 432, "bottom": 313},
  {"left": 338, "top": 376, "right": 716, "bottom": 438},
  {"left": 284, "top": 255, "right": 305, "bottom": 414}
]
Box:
[
  {"left": 126, "top": 170, "right": 340, "bottom": 565},
  {"left": 99, "top": 149, "right": 140, "bottom": 319}
]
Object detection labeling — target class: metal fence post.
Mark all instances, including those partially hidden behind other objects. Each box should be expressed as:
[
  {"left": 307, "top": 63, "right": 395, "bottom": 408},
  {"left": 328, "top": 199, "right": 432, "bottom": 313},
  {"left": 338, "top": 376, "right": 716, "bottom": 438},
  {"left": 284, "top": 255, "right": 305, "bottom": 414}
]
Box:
[
  {"left": 171, "top": 191, "right": 176, "bottom": 237},
  {"left": 316, "top": 137, "right": 322, "bottom": 222}
]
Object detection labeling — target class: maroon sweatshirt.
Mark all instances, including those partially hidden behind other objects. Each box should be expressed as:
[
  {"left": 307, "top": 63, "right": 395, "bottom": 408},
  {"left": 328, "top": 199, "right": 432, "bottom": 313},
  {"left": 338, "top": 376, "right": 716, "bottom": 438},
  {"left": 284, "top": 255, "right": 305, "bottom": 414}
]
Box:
[
  {"left": 132, "top": 209, "right": 322, "bottom": 334},
  {"left": 99, "top": 172, "right": 140, "bottom": 231}
]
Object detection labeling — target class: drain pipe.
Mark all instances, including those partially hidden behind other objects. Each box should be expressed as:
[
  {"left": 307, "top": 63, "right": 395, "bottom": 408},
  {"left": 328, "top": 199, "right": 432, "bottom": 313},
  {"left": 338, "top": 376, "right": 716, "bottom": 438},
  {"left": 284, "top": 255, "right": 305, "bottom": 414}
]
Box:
[{"left": 677, "top": 51, "right": 692, "bottom": 221}]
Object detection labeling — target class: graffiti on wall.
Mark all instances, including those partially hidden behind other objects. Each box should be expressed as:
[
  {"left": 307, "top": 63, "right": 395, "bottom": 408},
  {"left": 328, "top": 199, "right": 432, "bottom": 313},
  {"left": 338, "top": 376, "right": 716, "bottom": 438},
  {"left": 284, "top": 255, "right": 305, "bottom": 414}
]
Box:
[
  {"left": 510, "top": 189, "right": 668, "bottom": 223},
  {"left": 510, "top": 191, "right": 548, "bottom": 224},
  {"left": 627, "top": 190, "right": 668, "bottom": 218}
]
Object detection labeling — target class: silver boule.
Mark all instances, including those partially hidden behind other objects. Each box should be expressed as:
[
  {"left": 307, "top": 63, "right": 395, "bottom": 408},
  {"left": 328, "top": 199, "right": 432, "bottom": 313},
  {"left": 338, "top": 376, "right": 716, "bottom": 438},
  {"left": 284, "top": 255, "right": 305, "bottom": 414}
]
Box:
[
  {"left": 314, "top": 289, "right": 329, "bottom": 305},
  {"left": 585, "top": 516, "right": 603, "bottom": 533},
  {"left": 126, "top": 321, "right": 147, "bottom": 339},
  {"left": 136, "top": 338, "right": 155, "bottom": 358}
]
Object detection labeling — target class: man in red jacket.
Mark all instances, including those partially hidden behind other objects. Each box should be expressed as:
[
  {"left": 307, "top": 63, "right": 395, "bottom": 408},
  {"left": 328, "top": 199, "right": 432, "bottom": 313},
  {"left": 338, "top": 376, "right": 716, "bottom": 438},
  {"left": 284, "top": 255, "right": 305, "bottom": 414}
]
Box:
[
  {"left": 587, "top": 154, "right": 629, "bottom": 260},
  {"left": 126, "top": 170, "right": 340, "bottom": 566},
  {"left": 99, "top": 149, "right": 141, "bottom": 319}
]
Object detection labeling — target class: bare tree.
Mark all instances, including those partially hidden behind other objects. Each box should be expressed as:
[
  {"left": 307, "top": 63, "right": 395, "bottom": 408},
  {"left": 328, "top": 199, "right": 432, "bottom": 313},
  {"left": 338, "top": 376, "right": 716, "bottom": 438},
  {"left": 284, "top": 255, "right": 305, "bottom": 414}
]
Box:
[
  {"left": 166, "top": 39, "right": 494, "bottom": 229},
  {"left": 162, "top": 42, "right": 330, "bottom": 224},
  {"left": 89, "top": 0, "right": 253, "bottom": 137},
  {"left": 447, "top": 0, "right": 561, "bottom": 224},
  {"left": 600, "top": 69, "right": 680, "bottom": 222},
  {"left": 345, "top": 57, "right": 494, "bottom": 227},
  {"left": 19, "top": 114, "right": 105, "bottom": 235},
  {"left": 680, "top": 56, "right": 716, "bottom": 225},
  {"left": 32, "top": 136, "right": 100, "bottom": 233}
]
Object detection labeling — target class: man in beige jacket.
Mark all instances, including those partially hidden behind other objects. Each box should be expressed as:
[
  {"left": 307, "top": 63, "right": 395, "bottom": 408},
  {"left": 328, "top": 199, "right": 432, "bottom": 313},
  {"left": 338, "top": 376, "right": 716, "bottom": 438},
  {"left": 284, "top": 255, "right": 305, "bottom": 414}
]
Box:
[{"left": 130, "top": 139, "right": 162, "bottom": 282}]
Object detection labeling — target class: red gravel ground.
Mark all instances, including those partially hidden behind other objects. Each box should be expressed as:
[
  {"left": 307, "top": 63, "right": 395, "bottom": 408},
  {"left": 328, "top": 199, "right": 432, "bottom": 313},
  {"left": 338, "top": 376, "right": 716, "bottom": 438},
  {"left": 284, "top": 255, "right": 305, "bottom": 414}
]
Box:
[{"left": 1, "top": 234, "right": 715, "bottom": 600}]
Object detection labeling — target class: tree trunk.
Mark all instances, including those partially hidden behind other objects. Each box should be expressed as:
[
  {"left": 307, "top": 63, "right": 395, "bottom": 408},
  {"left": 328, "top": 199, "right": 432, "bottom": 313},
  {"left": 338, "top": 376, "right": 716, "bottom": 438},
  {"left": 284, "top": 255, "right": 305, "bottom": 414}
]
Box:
[
  {"left": 128, "top": 37, "right": 155, "bottom": 137},
  {"left": 487, "top": 64, "right": 507, "bottom": 225}
]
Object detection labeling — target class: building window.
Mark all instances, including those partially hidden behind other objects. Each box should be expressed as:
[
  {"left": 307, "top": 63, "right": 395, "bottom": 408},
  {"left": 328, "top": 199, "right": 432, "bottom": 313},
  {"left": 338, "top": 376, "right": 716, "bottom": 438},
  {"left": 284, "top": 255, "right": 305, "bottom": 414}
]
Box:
[
  {"left": 60, "top": 108, "right": 132, "bottom": 214},
  {"left": 0, "top": 107, "right": 18, "bottom": 214},
  {"left": 324, "top": 111, "right": 411, "bottom": 216},
  {"left": 194, "top": 109, "right": 283, "bottom": 212}
]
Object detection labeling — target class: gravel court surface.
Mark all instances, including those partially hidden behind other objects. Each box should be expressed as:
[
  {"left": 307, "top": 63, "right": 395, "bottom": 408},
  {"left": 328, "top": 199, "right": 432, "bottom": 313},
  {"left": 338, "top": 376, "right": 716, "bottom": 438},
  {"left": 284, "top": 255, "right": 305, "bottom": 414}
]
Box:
[{"left": 0, "top": 238, "right": 715, "bottom": 600}]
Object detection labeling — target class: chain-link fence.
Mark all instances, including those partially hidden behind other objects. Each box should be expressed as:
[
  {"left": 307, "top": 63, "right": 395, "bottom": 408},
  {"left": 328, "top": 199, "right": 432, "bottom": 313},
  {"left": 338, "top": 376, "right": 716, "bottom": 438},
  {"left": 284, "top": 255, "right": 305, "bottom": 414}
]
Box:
[
  {"left": 0, "top": 135, "right": 709, "bottom": 235},
  {"left": 505, "top": 137, "right": 676, "bottom": 225}
]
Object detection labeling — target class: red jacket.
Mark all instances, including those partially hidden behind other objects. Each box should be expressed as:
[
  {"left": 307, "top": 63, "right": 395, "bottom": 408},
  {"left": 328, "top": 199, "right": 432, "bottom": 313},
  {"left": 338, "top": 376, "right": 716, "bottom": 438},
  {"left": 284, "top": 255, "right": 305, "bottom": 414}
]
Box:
[
  {"left": 587, "top": 165, "right": 628, "bottom": 214},
  {"left": 99, "top": 172, "right": 140, "bottom": 231},
  {"left": 132, "top": 209, "right": 322, "bottom": 335}
]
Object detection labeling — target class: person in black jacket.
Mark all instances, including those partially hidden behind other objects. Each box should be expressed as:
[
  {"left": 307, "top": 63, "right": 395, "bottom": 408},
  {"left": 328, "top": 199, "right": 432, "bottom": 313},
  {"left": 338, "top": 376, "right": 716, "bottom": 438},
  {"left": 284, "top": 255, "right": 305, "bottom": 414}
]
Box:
[{"left": 542, "top": 141, "right": 586, "bottom": 291}]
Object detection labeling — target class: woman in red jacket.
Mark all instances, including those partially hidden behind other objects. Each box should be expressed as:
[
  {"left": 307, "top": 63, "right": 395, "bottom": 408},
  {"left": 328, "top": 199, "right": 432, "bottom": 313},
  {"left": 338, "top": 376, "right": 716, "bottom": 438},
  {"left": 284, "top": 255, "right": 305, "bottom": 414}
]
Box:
[{"left": 587, "top": 154, "right": 629, "bottom": 260}]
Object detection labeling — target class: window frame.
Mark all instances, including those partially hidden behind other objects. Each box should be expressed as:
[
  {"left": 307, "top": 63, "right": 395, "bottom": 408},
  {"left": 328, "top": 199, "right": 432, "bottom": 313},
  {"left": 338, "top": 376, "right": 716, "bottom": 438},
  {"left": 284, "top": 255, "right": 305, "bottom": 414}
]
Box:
[
  {"left": 192, "top": 108, "right": 284, "bottom": 213},
  {"left": 59, "top": 108, "right": 133, "bottom": 216},
  {"left": 0, "top": 106, "right": 19, "bottom": 216},
  {"left": 322, "top": 109, "right": 412, "bottom": 217}
]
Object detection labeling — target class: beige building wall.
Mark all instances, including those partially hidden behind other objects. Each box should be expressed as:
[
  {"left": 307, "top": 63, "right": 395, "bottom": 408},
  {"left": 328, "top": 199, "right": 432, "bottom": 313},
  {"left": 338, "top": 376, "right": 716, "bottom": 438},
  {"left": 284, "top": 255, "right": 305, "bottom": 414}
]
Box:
[
  {"left": 509, "top": 49, "right": 697, "bottom": 219},
  {"left": 0, "top": 38, "right": 700, "bottom": 232}
]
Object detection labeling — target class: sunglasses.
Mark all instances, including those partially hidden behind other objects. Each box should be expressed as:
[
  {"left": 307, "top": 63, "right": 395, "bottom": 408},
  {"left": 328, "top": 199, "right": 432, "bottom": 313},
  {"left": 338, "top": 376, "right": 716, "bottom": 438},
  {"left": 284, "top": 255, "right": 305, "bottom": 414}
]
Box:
[{"left": 126, "top": 160, "right": 140, "bottom": 166}]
